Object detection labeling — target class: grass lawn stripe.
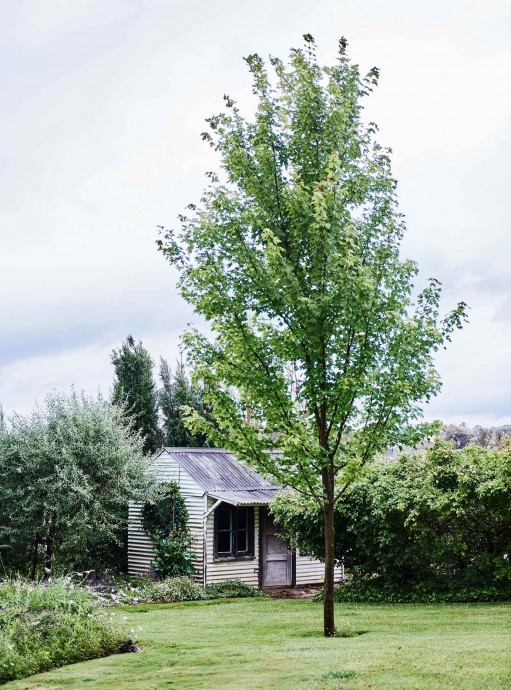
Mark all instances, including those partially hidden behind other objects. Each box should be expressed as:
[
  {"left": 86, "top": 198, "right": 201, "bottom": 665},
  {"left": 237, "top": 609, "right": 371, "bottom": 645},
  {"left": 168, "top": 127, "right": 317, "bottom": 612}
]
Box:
[{"left": 4, "top": 599, "right": 511, "bottom": 690}]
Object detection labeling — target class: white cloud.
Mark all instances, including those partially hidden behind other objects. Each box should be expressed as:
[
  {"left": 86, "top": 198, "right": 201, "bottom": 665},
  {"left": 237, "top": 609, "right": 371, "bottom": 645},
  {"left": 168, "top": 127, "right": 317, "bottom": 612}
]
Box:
[{"left": 1, "top": 0, "right": 510, "bottom": 425}]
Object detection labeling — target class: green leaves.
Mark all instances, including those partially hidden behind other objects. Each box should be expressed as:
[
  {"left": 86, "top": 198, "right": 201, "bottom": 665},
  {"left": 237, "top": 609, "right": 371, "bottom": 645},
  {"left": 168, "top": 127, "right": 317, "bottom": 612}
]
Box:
[
  {"left": 273, "top": 441, "right": 511, "bottom": 596},
  {"left": 158, "top": 36, "right": 465, "bottom": 503},
  {"left": 158, "top": 358, "right": 214, "bottom": 448},
  {"left": 0, "top": 391, "right": 152, "bottom": 574},
  {"left": 141, "top": 482, "right": 195, "bottom": 579}
]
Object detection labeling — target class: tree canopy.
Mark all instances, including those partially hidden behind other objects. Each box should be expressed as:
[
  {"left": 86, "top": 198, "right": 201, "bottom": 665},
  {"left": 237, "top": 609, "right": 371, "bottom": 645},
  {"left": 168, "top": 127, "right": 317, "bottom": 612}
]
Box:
[{"left": 158, "top": 35, "right": 466, "bottom": 635}]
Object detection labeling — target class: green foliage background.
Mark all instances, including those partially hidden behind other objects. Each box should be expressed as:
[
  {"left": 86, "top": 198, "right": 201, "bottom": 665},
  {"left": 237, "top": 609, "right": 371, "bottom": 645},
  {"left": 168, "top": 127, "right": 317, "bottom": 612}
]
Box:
[
  {"left": 158, "top": 359, "right": 213, "bottom": 448},
  {"left": 272, "top": 440, "right": 511, "bottom": 600},
  {"left": 0, "top": 390, "right": 152, "bottom": 575}
]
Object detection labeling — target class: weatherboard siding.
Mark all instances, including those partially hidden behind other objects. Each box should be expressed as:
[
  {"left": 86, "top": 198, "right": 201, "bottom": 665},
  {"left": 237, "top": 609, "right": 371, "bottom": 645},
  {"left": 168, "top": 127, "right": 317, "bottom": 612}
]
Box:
[
  {"left": 204, "top": 495, "right": 260, "bottom": 586},
  {"left": 128, "top": 455, "right": 205, "bottom": 580},
  {"left": 295, "top": 551, "right": 326, "bottom": 585},
  {"left": 294, "top": 551, "right": 343, "bottom": 585},
  {"left": 127, "top": 502, "right": 155, "bottom": 575}
]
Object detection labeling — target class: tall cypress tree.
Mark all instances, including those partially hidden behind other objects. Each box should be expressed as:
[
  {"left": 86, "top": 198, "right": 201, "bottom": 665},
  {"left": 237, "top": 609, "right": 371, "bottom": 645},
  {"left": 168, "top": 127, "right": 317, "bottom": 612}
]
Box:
[
  {"left": 158, "top": 357, "right": 212, "bottom": 448},
  {"left": 111, "top": 335, "right": 161, "bottom": 455}
]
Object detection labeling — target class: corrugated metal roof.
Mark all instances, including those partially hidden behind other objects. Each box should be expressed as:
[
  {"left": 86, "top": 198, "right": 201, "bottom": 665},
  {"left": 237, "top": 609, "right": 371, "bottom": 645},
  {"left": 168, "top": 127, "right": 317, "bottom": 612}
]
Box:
[
  {"left": 206, "top": 489, "right": 279, "bottom": 506},
  {"left": 161, "top": 447, "right": 280, "bottom": 493}
]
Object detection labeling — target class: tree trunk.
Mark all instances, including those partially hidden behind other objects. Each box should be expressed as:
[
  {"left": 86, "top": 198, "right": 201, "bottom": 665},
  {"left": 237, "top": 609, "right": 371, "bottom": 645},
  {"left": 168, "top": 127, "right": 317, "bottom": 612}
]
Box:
[
  {"left": 321, "top": 452, "right": 335, "bottom": 637},
  {"left": 30, "top": 535, "right": 39, "bottom": 581},
  {"left": 323, "top": 500, "right": 336, "bottom": 636},
  {"left": 43, "top": 531, "right": 53, "bottom": 580}
]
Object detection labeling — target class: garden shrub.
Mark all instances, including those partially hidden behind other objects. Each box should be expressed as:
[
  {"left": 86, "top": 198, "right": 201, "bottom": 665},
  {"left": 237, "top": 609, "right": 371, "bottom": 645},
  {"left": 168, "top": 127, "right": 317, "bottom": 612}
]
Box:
[
  {"left": 274, "top": 441, "right": 511, "bottom": 602},
  {"left": 313, "top": 576, "right": 511, "bottom": 604},
  {"left": 135, "top": 576, "right": 205, "bottom": 603},
  {"left": 0, "top": 391, "right": 152, "bottom": 578},
  {"left": 0, "top": 578, "right": 130, "bottom": 684},
  {"left": 87, "top": 575, "right": 264, "bottom": 605}
]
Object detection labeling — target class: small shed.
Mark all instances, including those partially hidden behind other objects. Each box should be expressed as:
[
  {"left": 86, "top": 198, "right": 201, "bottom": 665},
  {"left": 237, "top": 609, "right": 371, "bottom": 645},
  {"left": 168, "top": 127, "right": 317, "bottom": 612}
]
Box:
[{"left": 128, "top": 448, "right": 343, "bottom": 587}]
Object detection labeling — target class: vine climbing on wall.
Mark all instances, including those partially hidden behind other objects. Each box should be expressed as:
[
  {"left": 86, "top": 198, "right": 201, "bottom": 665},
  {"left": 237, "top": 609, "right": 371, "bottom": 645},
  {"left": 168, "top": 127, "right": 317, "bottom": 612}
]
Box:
[{"left": 141, "top": 481, "right": 195, "bottom": 578}]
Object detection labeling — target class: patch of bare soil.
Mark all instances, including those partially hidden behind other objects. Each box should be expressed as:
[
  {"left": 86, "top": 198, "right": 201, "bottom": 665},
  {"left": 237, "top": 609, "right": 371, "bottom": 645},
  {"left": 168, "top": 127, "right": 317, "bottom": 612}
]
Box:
[{"left": 263, "top": 586, "right": 322, "bottom": 600}]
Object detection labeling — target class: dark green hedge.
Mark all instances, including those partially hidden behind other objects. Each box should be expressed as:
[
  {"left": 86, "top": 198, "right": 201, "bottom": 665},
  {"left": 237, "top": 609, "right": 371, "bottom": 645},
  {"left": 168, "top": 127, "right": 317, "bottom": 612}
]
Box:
[{"left": 273, "top": 441, "right": 511, "bottom": 601}]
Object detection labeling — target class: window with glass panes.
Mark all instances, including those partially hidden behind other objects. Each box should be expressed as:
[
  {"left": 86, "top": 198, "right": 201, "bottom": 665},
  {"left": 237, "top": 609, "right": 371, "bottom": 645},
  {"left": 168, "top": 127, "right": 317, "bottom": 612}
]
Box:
[{"left": 214, "top": 504, "right": 254, "bottom": 558}]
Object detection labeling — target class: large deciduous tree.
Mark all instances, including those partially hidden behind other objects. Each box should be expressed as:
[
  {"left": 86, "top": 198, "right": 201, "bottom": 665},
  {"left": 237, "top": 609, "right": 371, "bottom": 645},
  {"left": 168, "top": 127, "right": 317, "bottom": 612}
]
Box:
[
  {"left": 112, "top": 335, "right": 161, "bottom": 455},
  {"left": 158, "top": 35, "right": 466, "bottom": 636}
]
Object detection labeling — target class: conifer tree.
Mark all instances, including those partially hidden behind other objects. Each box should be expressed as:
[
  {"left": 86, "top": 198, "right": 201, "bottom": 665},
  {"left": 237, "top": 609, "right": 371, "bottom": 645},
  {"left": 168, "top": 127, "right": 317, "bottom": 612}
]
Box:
[
  {"left": 159, "top": 358, "right": 212, "bottom": 448},
  {"left": 112, "top": 335, "right": 161, "bottom": 455}
]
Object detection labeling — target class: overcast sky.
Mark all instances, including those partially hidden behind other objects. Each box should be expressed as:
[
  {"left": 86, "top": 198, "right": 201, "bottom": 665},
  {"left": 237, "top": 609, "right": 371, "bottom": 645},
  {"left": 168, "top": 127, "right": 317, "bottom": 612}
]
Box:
[{"left": 1, "top": 0, "right": 510, "bottom": 426}]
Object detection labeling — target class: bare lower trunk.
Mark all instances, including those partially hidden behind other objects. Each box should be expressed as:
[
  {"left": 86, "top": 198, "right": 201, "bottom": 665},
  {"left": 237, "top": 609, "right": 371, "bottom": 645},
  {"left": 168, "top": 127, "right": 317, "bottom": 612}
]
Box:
[
  {"left": 323, "top": 501, "right": 335, "bottom": 636},
  {"left": 30, "top": 535, "right": 39, "bottom": 581},
  {"left": 43, "top": 531, "right": 53, "bottom": 580}
]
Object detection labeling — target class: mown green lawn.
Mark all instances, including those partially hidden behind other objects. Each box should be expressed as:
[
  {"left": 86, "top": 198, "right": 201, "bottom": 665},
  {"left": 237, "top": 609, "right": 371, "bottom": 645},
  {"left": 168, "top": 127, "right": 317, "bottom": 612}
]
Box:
[{"left": 4, "top": 599, "right": 511, "bottom": 689}]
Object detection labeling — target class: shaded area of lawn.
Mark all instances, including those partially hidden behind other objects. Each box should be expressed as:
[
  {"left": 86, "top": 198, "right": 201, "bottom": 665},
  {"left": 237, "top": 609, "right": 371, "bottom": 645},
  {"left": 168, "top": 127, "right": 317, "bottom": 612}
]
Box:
[{"left": 5, "top": 599, "right": 511, "bottom": 689}]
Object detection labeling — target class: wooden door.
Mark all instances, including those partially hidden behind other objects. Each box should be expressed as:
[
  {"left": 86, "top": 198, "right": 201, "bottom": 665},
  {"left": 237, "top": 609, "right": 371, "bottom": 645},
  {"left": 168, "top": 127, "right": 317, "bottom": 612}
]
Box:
[{"left": 262, "top": 510, "right": 292, "bottom": 586}]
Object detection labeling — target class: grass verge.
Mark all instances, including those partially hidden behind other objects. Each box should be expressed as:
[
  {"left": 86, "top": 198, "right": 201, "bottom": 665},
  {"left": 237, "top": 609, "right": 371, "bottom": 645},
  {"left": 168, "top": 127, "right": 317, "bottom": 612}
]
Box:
[
  {"left": 3, "top": 598, "right": 511, "bottom": 689},
  {"left": 0, "top": 578, "right": 130, "bottom": 684}
]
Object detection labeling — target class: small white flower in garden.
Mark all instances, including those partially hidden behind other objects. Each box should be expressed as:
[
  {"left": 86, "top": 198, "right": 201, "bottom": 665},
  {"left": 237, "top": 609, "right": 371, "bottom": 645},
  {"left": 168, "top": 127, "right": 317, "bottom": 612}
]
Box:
[
  {"left": 122, "top": 616, "right": 128, "bottom": 620},
  {"left": 138, "top": 626, "right": 143, "bottom": 631}
]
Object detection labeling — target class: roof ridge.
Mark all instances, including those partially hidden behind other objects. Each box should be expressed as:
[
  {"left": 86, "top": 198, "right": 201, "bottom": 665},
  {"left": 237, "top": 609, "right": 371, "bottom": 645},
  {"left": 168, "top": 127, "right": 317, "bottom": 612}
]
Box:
[{"left": 163, "top": 447, "right": 233, "bottom": 453}]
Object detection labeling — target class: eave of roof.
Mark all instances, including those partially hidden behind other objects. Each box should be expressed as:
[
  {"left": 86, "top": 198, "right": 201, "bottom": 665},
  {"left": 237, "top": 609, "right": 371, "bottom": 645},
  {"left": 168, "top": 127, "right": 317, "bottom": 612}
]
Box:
[{"left": 205, "top": 488, "right": 279, "bottom": 506}]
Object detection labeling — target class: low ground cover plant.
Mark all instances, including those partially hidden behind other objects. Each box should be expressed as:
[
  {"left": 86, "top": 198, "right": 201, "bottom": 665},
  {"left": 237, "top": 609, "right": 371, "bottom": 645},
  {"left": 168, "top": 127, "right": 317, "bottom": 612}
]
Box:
[
  {"left": 0, "top": 578, "right": 131, "bottom": 685},
  {"left": 87, "top": 575, "right": 265, "bottom": 606},
  {"left": 314, "top": 578, "right": 511, "bottom": 604},
  {"left": 203, "top": 580, "right": 266, "bottom": 599}
]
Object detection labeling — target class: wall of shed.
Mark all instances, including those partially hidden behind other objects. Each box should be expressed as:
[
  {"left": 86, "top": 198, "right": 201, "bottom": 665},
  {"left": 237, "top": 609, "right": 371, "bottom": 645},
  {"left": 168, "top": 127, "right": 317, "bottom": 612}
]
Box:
[
  {"left": 127, "top": 452, "right": 344, "bottom": 587},
  {"left": 128, "top": 454, "right": 205, "bottom": 581},
  {"left": 204, "top": 496, "right": 260, "bottom": 586},
  {"left": 294, "top": 551, "right": 343, "bottom": 585}
]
